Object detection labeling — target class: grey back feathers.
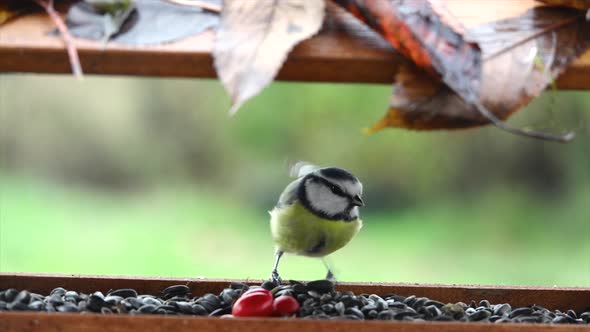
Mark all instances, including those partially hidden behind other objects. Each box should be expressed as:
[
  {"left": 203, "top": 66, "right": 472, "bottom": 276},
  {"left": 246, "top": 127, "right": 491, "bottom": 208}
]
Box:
[{"left": 276, "top": 164, "right": 363, "bottom": 221}]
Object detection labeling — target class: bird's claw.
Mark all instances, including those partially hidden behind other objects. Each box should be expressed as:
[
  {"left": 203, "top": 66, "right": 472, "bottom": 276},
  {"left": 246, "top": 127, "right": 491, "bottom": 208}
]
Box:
[
  {"left": 325, "top": 270, "right": 336, "bottom": 282},
  {"left": 270, "top": 270, "right": 282, "bottom": 285}
]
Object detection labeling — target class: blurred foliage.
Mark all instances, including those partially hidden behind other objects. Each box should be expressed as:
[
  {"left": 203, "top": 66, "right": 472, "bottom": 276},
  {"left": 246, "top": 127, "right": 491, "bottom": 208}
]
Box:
[{"left": 0, "top": 75, "right": 589, "bottom": 286}]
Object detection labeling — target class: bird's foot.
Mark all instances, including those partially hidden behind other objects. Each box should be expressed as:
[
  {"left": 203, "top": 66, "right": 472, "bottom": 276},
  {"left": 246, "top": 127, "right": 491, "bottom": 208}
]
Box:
[
  {"left": 325, "top": 270, "right": 336, "bottom": 282},
  {"left": 270, "top": 270, "right": 282, "bottom": 285}
]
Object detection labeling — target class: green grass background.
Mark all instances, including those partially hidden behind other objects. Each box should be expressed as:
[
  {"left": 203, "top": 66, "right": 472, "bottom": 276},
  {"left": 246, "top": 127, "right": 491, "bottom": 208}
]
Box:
[{"left": 0, "top": 75, "right": 589, "bottom": 286}]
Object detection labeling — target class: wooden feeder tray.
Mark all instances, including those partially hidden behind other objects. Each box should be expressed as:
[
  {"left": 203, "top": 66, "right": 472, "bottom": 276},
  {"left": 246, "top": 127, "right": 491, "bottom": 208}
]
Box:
[{"left": 1, "top": 273, "right": 589, "bottom": 331}]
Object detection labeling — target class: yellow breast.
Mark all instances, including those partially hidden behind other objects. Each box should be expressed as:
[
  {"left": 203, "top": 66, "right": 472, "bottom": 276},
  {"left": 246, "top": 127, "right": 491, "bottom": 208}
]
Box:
[{"left": 269, "top": 202, "right": 362, "bottom": 257}]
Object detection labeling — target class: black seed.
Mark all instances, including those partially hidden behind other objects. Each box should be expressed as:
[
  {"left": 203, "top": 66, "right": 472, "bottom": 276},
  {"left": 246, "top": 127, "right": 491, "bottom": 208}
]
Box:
[
  {"left": 489, "top": 314, "right": 503, "bottom": 322},
  {"left": 567, "top": 309, "right": 577, "bottom": 319},
  {"left": 345, "top": 307, "right": 364, "bottom": 319},
  {"left": 434, "top": 314, "right": 455, "bottom": 321},
  {"left": 87, "top": 294, "right": 105, "bottom": 312},
  {"left": 403, "top": 295, "right": 417, "bottom": 306},
  {"left": 319, "top": 293, "right": 332, "bottom": 304},
  {"left": 261, "top": 280, "right": 277, "bottom": 291},
  {"left": 108, "top": 289, "right": 138, "bottom": 299},
  {"left": 209, "top": 307, "right": 231, "bottom": 316},
  {"left": 104, "top": 295, "right": 123, "bottom": 305},
  {"left": 468, "top": 309, "right": 491, "bottom": 321},
  {"left": 47, "top": 294, "right": 64, "bottom": 306},
  {"left": 125, "top": 297, "right": 143, "bottom": 310},
  {"left": 424, "top": 300, "right": 445, "bottom": 308},
  {"left": 163, "top": 285, "right": 189, "bottom": 298},
  {"left": 516, "top": 316, "right": 542, "bottom": 323},
  {"left": 424, "top": 304, "right": 441, "bottom": 318},
  {"left": 361, "top": 303, "right": 378, "bottom": 314},
  {"left": 341, "top": 295, "right": 360, "bottom": 307},
  {"left": 377, "top": 310, "right": 395, "bottom": 320},
  {"left": 321, "top": 304, "right": 334, "bottom": 313},
  {"left": 57, "top": 303, "right": 79, "bottom": 313},
  {"left": 306, "top": 280, "right": 334, "bottom": 294},
  {"left": 101, "top": 307, "right": 113, "bottom": 314},
  {"left": 494, "top": 318, "right": 512, "bottom": 323},
  {"left": 552, "top": 315, "right": 571, "bottom": 324},
  {"left": 4, "top": 289, "right": 18, "bottom": 303},
  {"left": 141, "top": 297, "right": 162, "bottom": 306},
  {"left": 7, "top": 302, "right": 28, "bottom": 311},
  {"left": 334, "top": 302, "right": 345, "bottom": 315},
  {"left": 77, "top": 301, "right": 87, "bottom": 311},
  {"left": 221, "top": 289, "right": 240, "bottom": 304},
  {"left": 312, "top": 309, "right": 325, "bottom": 316},
  {"left": 479, "top": 300, "right": 490, "bottom": 308},
  {"left": 493, "top": 303, "right": 511, "bottom": 316},
  {"left": 50, "top": 287, "right": 67, "bottom": 296},
  {"left": 137, "top": 304, "right": 156, "bottom": 314},
  {"left": 275, "top": 289, "right": 294, "bottom": 297},
  {"left": 156, "top": 304, "right": 176, "bottom": 312},
  {"left": 510, "top": 307, "right": 533, "bottom": 318},
  {"left": 387, "top": 301, "right": 407, "bottom": 309},
  {"left": 14, "top": 290, "right": 31, "bottom": 304},
  {"left": 413, "top": 297, "right": 428, "bottom": 309},
  {"left": 367, "top": 310, "right": 378, "bottom": 319},
  {"left": 191, "top": 304, "right": 208, "bottom": 315},
  {"left": 580, "top": 312, "right": 590, "bottom": 323},
  {"left": 292, "top": 284, "right": 308, "bottom": 294},
  {"left": 394, "top": 309, "right": 417, "bottom": 320},
  {"left": 175, "top": 301, "right": 193, "bottom": 314},
  {"left": 28, "top": 301, "right": 44, "bottom": 311}
]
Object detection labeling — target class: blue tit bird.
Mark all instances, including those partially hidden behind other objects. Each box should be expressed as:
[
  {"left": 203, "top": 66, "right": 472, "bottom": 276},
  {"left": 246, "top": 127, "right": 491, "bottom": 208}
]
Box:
[{"left": 269, "top": 162, "right": 364, "bottom": 284}]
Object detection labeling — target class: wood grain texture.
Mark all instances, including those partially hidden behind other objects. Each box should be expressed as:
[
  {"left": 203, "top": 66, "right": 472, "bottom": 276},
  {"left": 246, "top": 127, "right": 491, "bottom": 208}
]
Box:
[
  {"left": 2, "top": 311, "right": 590, "bottom": 332},
  {"left": 0, "top": 0, "right": 588, "bottom": 88}
]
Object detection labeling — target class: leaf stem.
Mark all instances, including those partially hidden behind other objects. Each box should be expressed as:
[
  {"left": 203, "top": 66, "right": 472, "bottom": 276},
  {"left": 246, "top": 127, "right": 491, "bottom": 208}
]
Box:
[
  {"left": 34, "top": 0, "right": 83, "bottom": 79},
  {"left": 472, "top": 100, "right": 575, "bottom": 143}
]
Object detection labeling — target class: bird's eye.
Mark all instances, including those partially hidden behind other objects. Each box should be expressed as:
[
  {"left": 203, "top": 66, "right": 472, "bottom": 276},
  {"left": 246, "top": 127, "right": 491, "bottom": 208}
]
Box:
[{"left": 329, "top": 185, "right": 344, "bottom": 196}]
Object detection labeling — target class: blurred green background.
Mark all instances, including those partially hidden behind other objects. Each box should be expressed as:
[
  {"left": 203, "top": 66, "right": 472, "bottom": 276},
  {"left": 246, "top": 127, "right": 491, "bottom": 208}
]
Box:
[{"left": 0, "top": 75, "right": 588, "bottom": 286}]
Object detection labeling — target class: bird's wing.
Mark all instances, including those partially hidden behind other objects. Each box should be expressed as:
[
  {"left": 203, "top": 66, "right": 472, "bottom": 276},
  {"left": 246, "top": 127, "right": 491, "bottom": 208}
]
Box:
[
  {"left": 276, "top": 177, "right": 302, "bottom": 208},
  {"left": 289, "top": 161, "right": 321, "bottom": 178}
]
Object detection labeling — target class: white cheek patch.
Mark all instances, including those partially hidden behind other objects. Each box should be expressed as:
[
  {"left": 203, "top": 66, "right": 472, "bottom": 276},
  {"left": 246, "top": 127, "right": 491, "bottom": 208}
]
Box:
[
  {"left": 342, "top": 180, "right": 362, "bottom": 197},
  {"left": 306, "top": 182, "right": 349, "bottom": 216}
]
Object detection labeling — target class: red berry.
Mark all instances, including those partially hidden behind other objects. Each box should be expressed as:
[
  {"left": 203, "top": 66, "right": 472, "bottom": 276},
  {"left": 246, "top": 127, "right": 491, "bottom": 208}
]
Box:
[
  {"left": 272, "top": 295, "right": 300, "bottom": 316},
  {"left": 231, "top": 288, "right": 273, "bottom": 317}
]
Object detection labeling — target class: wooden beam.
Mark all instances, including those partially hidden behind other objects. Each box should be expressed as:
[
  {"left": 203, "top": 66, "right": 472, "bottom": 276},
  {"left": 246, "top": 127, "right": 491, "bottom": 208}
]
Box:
[
  {"left": 0, "top": 1, "right": 588, "bottom": 89},
  {"left": 1, "top": 273, "right": 589, "bottom": 332}
]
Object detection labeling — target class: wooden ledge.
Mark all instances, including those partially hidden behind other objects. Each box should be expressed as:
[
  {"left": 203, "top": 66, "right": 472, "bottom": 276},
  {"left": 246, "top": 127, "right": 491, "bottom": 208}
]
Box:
[
  {"left": 0, "top": 0, "right": 589, "bottom": 89},
  {"left": 1, "top": 273, "right": 590, "bottom": 332}
]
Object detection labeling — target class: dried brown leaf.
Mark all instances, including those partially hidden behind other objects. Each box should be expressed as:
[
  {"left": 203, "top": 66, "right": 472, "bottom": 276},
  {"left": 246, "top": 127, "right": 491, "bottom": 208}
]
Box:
[
  {"left": 538, "top": 0, "right": 590, "bottom": 10},
  {"left": 368, "top": 6, "right": 589, "bottom": 141},
  {"left": 213, "top": 0, "right": 325, "bottom": 115}
]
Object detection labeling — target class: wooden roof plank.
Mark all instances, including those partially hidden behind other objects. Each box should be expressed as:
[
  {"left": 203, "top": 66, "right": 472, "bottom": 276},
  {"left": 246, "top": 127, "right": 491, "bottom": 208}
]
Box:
[{"left": 0, "top": 1, "right": 588, "bottom": 89}]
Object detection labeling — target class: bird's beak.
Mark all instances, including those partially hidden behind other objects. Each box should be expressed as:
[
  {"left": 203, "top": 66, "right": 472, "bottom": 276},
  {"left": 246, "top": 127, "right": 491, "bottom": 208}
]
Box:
[{"left": 351, "top": 195, "right": 364, "bottom": 207}]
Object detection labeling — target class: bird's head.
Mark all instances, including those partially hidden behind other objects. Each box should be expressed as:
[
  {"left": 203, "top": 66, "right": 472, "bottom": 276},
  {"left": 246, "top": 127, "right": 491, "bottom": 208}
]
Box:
[{"left": 298, "top": 167, "right": 363, "bottom": 221}]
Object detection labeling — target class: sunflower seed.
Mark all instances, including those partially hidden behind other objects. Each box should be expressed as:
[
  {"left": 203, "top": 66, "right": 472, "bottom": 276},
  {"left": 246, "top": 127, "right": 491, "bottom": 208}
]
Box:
[
  {"left": 28, "top": 301, "right": 45, "bottom": 311},
  {"left": 493, "top": 303, "right": 511, "bottom": 316},
  {"left": 306, "top": 280, "right": 334, "bottom": 294},
  {"left": 108, "top": 289, "right": 138, "bottom": 299},
  {"left": 3, "top": 289, "right": 18, "bottom": 303},
  {"left": 50, "top": 288, "right": 67, "bottom": 297},
  {"left": 510, "top": 307, "right": 533, "bottom": 318},
  {"left": 138, "top": 304, "right": 157, "bottom": 314},
  {"left": 57, "top": 302, "right": 79, "bottom": 312}
]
